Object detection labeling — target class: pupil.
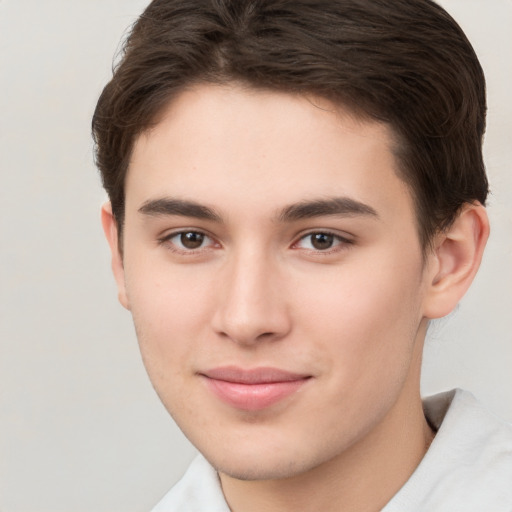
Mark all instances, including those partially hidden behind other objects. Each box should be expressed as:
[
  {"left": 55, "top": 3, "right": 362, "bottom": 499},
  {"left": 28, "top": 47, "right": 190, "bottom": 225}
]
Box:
[
  {"left": 181, "top": 232, "right": 204, "bottom": 249},
  {"left": 311, "top": 233, "right": 333, "bottom": 250}
]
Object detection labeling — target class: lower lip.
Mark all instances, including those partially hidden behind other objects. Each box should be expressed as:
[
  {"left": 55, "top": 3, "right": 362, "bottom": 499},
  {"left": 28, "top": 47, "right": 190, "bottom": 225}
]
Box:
[{"left": 203, "top": 377, "right": 309, "bottom": 411}]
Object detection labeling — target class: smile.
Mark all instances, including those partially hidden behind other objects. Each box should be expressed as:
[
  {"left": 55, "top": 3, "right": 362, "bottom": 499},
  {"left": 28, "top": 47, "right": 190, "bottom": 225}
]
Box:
[{"left": 200, "top": 366, "right": 311, "bottom": 411}]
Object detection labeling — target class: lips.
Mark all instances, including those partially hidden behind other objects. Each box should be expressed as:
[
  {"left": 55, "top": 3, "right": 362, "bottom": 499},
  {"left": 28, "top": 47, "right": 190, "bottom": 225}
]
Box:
[{"left": 200, "top": 366, "right": 311, "bottom": 411}]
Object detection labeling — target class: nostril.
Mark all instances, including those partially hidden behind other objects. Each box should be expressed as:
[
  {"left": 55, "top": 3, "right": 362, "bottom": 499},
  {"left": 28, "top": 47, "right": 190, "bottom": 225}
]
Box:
[{"left": 256, "top": 331, "right": 277, "bottom": 340}]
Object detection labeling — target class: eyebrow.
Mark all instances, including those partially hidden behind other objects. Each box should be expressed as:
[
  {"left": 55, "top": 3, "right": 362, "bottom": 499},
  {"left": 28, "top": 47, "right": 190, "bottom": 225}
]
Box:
[
  {"left": 138, "top": 198, "right": 222, "bottom": 222},
  {"left": 138, "top": 196, "right": 379, "bottom": 223},
  {"left": 278, "top": 197, "right": 379, "bottom": 222}
]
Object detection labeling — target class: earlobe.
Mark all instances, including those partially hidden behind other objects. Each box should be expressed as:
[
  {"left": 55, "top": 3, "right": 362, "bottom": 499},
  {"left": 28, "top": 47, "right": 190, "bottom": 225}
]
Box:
[
  {"left": 101, "top": 203, "right": 130, "bottom": 310},
  {"left": 422, "top": 202, "right": 489, "bottom": 319}
]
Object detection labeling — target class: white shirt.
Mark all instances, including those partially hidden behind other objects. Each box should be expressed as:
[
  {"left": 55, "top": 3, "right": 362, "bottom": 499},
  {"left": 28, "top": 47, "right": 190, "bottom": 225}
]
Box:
[{"left": 151, "top": 389, "right": 512, "bottom": 511}]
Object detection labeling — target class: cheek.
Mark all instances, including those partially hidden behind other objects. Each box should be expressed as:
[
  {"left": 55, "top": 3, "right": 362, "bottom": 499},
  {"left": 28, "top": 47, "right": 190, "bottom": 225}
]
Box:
[
  {"left": 124, "top": 260, "right": 216, "bottom": 381},
  {"left": 294, "top": 253, "right": 425, "bottom": 380},
  {"left": 285, "top": 256, "right": 426, "bottom": 444}
]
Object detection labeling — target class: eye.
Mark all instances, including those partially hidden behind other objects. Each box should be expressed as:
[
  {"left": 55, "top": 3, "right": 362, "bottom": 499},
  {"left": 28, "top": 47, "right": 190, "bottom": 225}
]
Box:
[
  {"left": 295, "top": 232, "right": 349, "bottom": 251},
  {"left": 160, "top": 230, "right": 215, "bottom": 251}
]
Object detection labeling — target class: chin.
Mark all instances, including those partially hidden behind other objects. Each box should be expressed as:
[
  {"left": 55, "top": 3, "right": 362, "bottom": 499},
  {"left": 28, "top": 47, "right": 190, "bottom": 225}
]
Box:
[
  {"left": 196, "top": 429, "right": 340, "bottom": 482},
  {"left": 210, "top": 452, "right": 315, "bottom": 481}
]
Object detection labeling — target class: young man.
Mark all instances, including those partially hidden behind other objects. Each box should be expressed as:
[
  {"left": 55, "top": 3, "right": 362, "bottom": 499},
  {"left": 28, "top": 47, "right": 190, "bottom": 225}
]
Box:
[{"left": 93, "top": 0, "right": 512, "bottom": 510}]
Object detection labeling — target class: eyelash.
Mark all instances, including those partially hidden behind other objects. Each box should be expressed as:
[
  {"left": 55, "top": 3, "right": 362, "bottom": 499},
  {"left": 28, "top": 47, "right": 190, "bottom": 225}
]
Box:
[
  {"left": 157, "top": 230, "right": 353, "bottom": 255},
  {"left": 157, "top": 230, "right": 218, "bottom": 254},
  {"left": 292, "top": 231, "right": 353, "bottom": 254}
]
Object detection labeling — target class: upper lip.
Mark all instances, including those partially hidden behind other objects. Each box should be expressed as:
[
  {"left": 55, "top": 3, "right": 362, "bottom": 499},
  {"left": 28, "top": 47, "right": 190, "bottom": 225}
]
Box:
[{"left": 200, "top": 366, "right": 310, "bottom": 384}]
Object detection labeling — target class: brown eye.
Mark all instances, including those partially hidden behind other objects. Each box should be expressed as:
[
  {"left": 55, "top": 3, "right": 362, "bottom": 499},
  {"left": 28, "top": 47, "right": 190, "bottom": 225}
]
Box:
[
  {"left": 179, "top": 231, "right": 205, "bottom": 249},
  {"left": 295, "top": 232, "right": 349, "bottom": 252},
  {"left": 310, "top": 233, "right": 334, "bottom": 250},
  {"left": 160, "top": 230, "right": 217, "bottom": 253}
]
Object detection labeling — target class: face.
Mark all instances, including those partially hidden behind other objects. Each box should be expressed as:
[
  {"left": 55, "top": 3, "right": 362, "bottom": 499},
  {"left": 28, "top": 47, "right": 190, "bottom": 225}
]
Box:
[{"left": 111, "top": 84, "right": 433, "bottom": 480}]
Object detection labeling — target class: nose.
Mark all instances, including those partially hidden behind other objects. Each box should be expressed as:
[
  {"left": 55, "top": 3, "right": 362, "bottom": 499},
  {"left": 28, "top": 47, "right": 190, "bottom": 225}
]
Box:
[{"left": 211, "top": 249, "right": 292, "bottom": 346}]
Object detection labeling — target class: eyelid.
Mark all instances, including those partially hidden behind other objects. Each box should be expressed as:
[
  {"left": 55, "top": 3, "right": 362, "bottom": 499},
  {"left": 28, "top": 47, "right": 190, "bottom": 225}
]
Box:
[
  {"left": 292, "top": 229, "right": 354, "bottom": 252},
  {"left": 157, "top": 228, "right": 220, "bottom": 253},
  {"left": 156, "top": 227, "right": 354, "bottom": 254}
]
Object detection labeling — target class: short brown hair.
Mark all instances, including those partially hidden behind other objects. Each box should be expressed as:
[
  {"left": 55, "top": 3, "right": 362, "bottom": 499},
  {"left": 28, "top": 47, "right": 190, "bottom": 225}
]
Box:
[{"left": 92, "top": 0, "right": 488, "bottom": 250}]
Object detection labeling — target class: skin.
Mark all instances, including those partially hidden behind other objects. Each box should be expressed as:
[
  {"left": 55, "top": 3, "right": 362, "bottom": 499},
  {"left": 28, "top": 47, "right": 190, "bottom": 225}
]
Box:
[{"left": 103, "top": 83, "right": 489, "bottom": 512}]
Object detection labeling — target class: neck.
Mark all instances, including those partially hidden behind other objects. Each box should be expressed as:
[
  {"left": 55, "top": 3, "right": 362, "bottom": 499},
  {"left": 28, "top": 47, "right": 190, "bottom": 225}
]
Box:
[{"left": 219, "top": 331, "right": 434, "bottom": 512}]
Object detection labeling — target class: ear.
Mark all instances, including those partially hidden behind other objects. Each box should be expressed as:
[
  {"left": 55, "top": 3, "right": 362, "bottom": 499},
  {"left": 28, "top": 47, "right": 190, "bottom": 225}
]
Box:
[
  {"left": 101, "top": 203, "right": 130, "bottom": 310},
  {"left": 422, "top": 202, "right": 489, "bottom": 319}
]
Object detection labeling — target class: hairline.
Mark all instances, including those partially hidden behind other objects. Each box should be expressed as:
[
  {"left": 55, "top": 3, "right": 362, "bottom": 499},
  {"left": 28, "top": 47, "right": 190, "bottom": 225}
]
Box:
[{"left": 114, "top": 80, "right": 434, "bottom": 259}]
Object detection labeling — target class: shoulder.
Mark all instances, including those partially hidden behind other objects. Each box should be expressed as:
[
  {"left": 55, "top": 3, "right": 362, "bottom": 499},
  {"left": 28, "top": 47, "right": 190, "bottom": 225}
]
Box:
[
  {"left": 385, "top": 389, "right": 512, "bottom": 512},
  {"left": 151, "top": 454, "right": 230, "bottom": 512}
]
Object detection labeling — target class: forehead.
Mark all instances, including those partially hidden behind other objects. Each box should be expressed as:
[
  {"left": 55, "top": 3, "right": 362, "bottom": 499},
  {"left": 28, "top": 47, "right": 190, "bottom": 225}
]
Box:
[{"left": 126, "top": 83, "right": 414, "bottom": 224}]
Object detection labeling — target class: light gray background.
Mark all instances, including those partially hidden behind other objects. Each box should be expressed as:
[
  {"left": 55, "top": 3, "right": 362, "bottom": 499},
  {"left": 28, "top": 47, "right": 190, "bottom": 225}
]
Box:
[{"left": 0, "top": 1, "right": 510, "bottom": 511}]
